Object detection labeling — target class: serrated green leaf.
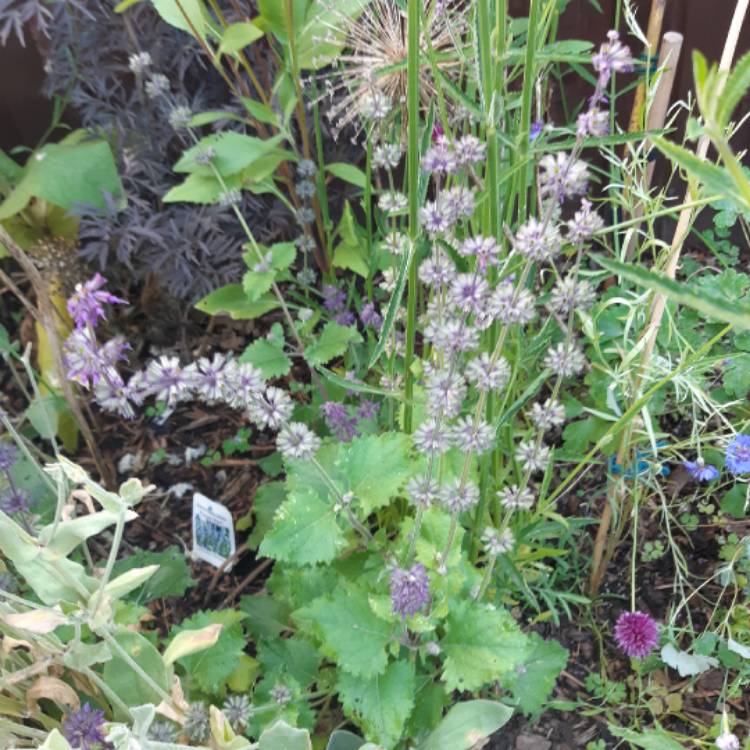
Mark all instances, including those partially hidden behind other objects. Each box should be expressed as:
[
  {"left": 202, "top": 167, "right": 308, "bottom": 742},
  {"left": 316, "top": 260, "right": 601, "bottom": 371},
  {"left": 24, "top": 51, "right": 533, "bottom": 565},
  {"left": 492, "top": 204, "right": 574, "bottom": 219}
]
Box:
[
  {"left": 239, "top": 594, "right": 291, "bottom": 640},
  {"left": 297, "top": 587, "right": 393, "bottom": 678},
  {"left": 717, "top": 50, "right": 750, "bottom": 127},
  {"left": 441, "top": 600, "right": 528, "bottom": 692},
  {"left": 259, "top": 489, "right": 348, "bottom": 566},
  {"left": 170, "top": 609, "right": 246, "bottom": 693},
  {"left": 304, "top": 322, "right": 362, "bottom": 367},
  {"left": 501, "top": 634, "right": 567, "bottom": 716},
  {"left": 242, "top": 481, "right": 287, "bottom": 547},
  {"left": 241, "top": 337, "right": 292, "bottom": 379},
  {"left": 163, "top": 172, "right": 242, "bottom": 204},
  {"left": 723, "top": 354, "right": 750, "bottom": 397},
  {"left": 341, "top": 433, "right": 414, "bottom": 514},
  {"left": 338, "top": 660, "right": 415, "bottom": 748},
  {"left": 256, "top": 635, "right": 321, "bottom": 688},
  {"left": 243, "top": 269, "right": 275, "bottom": 301},
  {"left": 110, "top": 545, "right": 195, "bottom": 601},
  {"left": 195, "top": 285, "right": 279, "bottom": 319},
  {"left": 594, "top": 255, "right": 750, "bottom": 330}
]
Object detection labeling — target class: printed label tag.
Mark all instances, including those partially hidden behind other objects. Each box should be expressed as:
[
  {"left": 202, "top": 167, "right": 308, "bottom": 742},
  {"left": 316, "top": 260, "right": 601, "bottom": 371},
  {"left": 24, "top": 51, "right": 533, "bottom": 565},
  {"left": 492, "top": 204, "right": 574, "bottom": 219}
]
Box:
[{"left": 192, "top": 493, "right": 236, "bottom": 569}]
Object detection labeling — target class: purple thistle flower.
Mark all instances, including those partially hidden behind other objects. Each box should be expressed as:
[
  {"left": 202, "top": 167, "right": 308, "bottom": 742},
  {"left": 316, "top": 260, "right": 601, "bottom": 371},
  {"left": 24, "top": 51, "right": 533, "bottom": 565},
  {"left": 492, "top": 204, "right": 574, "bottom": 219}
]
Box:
[
  {"left": 67, "top": 274, "right": 126, "bottom": 329},
  {"left": 0, "top": 443, "right": 18, "bottom": 472},
  {"left": 614, "top": 611, "right": 659, "bottom": 659},
  {"left": 321, "top": 401, "right": 358, "bottom": 442},
  {"left": 62, "top": 704, "right": 111, "bottom": 750},
  {"left": 1, "top": 488, "right": 30, "bottom": 515},
  {"left": 683, "top": 458, "right": 720, "bottom": 483},
  {"left": 725, "top": 434, "right": 750, "bottom": 475},
  {"left": 390, "top": 563, "right": 430, "bottom": 618}
]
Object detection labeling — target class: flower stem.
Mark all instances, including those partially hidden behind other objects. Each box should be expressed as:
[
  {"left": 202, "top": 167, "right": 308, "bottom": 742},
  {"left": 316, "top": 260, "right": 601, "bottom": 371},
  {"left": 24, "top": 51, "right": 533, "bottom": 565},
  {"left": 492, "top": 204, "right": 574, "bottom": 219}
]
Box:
[{"left": 403, "top": 0, "right": 421, "bottom": 434}]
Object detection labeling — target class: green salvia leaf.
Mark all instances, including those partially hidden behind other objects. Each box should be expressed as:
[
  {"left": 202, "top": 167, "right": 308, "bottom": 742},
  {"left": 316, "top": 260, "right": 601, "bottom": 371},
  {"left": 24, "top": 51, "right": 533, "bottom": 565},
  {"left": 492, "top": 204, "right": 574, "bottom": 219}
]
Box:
[
  {"left": 593, "top": 255, "right": 750, "bottom": 330},
  {"left": 652, "top": 136, "right": 743, "bottom": 210},
  {"left": 716, "top": 49, "right": 750, "bottom": 128},
  {"left": 368, "top": 239, "right": 415, "bottom": 368},
  {"left": 337, "top": 660, "right": 416, "bottom": 748}
]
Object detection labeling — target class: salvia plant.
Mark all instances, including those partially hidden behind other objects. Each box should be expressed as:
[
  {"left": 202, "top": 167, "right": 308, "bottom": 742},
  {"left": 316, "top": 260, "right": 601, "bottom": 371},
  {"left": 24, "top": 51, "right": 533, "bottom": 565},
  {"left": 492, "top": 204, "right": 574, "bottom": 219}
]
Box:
[{"left": 3, "top": 0, "right": 750, "bottom": 748}]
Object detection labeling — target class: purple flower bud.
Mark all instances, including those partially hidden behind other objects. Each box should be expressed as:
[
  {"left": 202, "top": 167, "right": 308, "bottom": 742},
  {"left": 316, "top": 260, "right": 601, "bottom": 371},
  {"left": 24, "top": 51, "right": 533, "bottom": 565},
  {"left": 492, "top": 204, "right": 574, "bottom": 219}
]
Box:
[
  {"left": 390, "top": 563, "right": 430, "bottom": 618},
  {"left": 67, "top": 274, "right": 126, "bottom": 329},
  {"left": 360, "top": 302, "right": 382, "bottom": 331},
  {"left": 321, "top": 401, "right": 358, "bottom": 442},
  {"left": 62, "top": 704, "right": 111, "bottom": 750},
  {"left": 1, "top": 488, "right": 30, "bottom": 515},
  {"left": 0, "top": 443, "right": 18, "bottom": 473}
]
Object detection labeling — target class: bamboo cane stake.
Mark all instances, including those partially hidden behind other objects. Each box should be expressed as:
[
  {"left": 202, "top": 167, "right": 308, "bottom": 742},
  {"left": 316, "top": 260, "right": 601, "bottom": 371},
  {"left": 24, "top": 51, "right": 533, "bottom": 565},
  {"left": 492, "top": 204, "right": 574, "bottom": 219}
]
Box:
[
  {"left": 589, "top": 0, "right": 750, "bottom": 596},
  {"left": 627, "top": 0, "right": 668, "bottom": 135},
  {"left": 623, "top": 31, "right": 684, "bottom": 261}
]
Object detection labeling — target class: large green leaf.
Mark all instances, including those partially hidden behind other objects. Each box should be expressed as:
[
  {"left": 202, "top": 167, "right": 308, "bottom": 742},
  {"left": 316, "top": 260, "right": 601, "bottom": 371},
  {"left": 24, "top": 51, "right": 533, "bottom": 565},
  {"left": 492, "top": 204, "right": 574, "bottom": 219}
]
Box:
[
  {"left": 175, "top": 132, "right": 287, "bottom": 177},
  {"left": 441, "top": 600, "right": 528, "bottom": 692},
  {"left": 340, "top": 433, "right": 414, "bottom": 514},
  {"left": 170, "top": 609, "right": 246, "bottom": 693},
  {"left": 0, "top": 511, "right": 96, "bottom": 604},
  {"left": 304, "top": 322, "right": 362, "bottom": 367},
  {"left": 0, "top": 139, "right": 121, "bottom": 220},
  {"left": 240, "top": 337, "right": 292, "bottom": 379},
  {"left": 195, "top": 285, "right": 279, "bottom": 319},
  {"left": 337, "top": 660, "right": 415, "bottom": 748},
  {"left": 297, "top": 587, "right": 394, "bottom": 678},
  {"left": 594, "top": 255, "right": 750, "bottom": 330},
  {"left": 259, "top": 489, "right": 348, "bottom": 566},
  {"left": 102, "top": 629, "right": 170, "bottom": 708},
  {"left": 111, "top": 546, "right": 195, "bottom": 602},
  {"left": 501, "top": 634, "right": 568, "bottom": 716},
  {"left": 418, "top": 700, "right": 514, "bottom": 750},
  {"left": 256, "top": 0, "right": 308, "bottom": 39}
]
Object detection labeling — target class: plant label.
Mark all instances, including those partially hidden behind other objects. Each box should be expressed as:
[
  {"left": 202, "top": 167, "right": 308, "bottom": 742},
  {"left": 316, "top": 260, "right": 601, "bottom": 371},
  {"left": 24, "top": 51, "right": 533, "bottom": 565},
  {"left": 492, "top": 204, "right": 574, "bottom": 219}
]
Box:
[{"left": 192, "top": 492, "right": 235, "bottom": 569}]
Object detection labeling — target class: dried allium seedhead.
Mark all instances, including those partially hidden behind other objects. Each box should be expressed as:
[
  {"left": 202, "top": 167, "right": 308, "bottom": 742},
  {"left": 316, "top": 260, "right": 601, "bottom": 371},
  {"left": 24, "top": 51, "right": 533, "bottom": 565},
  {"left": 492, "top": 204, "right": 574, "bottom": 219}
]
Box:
[
  {"left": 314, "top": 0, "right": 466, "bottom": 140},
  {"left": 185, "top": 701, "right": 211, "bottom": 743},
  {"left": 222, "top": 694, "right": 251, "bottom": 730}
]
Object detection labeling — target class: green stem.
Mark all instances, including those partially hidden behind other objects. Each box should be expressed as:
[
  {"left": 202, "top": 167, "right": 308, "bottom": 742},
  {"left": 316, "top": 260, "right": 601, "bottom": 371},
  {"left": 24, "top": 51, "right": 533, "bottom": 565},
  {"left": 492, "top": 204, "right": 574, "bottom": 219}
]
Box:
[
  {"left": 365, "top": 138, "right": 374, "bottom": 299},
  {"left": 403, "top": 0, "right": 421, "bottom": 434},
  {"left": 516, "top": 0, "right": 540, "bottom": 222}
]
